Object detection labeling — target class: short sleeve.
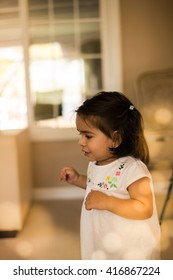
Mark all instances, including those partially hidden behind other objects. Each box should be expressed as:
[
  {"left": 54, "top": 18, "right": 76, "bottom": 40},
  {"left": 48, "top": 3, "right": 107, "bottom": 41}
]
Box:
[{"left": 122, "top": 159, "right": 151, "bottom": 191}]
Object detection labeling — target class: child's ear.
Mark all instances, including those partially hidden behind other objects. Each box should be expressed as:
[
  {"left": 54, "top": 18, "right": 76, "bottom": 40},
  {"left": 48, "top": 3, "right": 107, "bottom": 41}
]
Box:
[{"left": 112, "top": 131, "right": 122, "bottom": 148}]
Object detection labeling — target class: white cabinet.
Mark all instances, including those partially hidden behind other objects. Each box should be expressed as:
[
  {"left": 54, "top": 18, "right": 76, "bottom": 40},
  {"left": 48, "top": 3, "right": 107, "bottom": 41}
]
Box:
[{"left": 0, "top": 129, "right": 32, "bottom": 235}]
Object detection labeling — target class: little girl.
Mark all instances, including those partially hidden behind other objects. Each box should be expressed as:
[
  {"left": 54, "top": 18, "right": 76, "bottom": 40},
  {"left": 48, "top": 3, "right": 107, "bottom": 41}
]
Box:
[{"left": 60, "top": 91, "right": 160, "bottom": 260}]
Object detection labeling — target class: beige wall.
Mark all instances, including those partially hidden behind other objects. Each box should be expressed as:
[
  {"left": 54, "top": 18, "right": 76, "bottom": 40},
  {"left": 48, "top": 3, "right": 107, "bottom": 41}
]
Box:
[
  {"left": 31, "top": 140, "right": 88, "bottom": 188},
  {"left": 32, "top": 0, "right": 173, "bottom": 189},
  {"left": 121, "top": 0, "right": 173, "bottom": 102}
]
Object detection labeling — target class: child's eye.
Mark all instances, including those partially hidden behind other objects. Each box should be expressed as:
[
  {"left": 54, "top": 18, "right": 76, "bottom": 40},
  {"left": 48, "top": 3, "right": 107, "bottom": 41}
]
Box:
[
  {"left": 85, "top": 135, "right": 92, "bottom": 139},
  {"left": 77, "top": 132, "right": 92, "bottom": 139}
]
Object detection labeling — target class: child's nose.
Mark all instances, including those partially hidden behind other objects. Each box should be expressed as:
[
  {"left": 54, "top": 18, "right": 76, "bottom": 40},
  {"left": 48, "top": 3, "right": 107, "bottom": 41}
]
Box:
[{"left": 78, "top": 136, "right": 86, "bottom": 146}]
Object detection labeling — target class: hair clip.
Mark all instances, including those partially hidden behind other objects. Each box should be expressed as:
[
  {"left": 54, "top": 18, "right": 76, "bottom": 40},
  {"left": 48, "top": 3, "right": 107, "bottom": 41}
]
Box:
[{"left": 129, "top": 105, "right": 134, "bottom": 110}]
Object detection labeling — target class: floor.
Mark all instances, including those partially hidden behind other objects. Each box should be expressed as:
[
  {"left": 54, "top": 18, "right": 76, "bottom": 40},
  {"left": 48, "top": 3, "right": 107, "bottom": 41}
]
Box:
[
  {"left": 0, "top": 199, "right": 82, "bottom": 260},
  {"left": 0, "top": 193, "right": 173, "bottom": 260}
]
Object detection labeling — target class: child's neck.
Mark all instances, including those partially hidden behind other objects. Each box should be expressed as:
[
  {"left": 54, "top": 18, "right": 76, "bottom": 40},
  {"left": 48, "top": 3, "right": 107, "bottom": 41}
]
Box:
[{"left": 96, "top": 156, "right": 117, "bottom": 166}]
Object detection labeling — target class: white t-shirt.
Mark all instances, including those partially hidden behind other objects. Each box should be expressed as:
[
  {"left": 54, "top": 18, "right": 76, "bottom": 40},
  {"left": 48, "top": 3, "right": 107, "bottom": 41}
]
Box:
[{"left": 80, "top": 156, "right": 160, "bottom": 260}]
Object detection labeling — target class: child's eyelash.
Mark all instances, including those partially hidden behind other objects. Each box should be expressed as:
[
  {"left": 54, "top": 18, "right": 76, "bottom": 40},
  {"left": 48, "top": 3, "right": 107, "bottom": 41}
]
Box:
[
  {"left": 86, "top": 135, "right": 92, "bottom": 139},
  {"left": 78, "top": 132, "right": 92, "bottom": 139}
]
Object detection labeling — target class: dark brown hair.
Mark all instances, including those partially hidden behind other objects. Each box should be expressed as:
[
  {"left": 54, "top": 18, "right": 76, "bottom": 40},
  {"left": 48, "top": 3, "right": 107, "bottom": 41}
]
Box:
[{"left": 76, "top": 91, "right": 149, "bottom": 165}]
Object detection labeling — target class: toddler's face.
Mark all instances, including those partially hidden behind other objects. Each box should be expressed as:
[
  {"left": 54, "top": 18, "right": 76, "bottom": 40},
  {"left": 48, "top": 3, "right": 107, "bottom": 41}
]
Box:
[{"left": 76, "top": 115, "right": 117, "bottom": 165}]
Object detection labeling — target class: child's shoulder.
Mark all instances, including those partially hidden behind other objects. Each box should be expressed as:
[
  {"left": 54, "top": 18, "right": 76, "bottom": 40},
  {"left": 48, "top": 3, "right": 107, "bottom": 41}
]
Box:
[
  {"left": 118, "top": 156, "right": 148, "bottom": 172},
  {"left": 118, "top": 157, "right": 151, "bottom": 187},
  {"left": 117, "top": 156, "right": 141, "bottom": 165},
  {"left": 88, "top": 157, "right": 147, "bottom": 172}
]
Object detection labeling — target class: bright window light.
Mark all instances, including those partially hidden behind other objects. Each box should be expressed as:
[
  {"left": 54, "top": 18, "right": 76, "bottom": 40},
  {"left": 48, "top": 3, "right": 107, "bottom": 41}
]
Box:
[{"left": 0, "top": 47, "right": 27, "bottom": 130}]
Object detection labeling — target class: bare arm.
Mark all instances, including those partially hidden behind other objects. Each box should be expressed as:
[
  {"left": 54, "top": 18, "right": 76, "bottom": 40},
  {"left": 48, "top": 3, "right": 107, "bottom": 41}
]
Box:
[
  {"left": 60, "top": 167, "right": 87, "bottom": 190},
  {"left": 85, "top": 177, "right": 153, "bottom": 220}
]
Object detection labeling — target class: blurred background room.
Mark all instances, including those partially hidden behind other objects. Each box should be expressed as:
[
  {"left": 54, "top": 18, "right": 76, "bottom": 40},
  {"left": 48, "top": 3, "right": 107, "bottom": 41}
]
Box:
[{"left": 0, "top": 0, "right": 173, "bottom": 260}]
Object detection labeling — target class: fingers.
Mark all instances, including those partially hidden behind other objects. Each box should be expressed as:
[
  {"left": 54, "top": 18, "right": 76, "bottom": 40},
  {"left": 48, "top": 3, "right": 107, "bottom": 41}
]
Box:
[
  {"left": 59, "top": 167, "right": 71, "bottom": 181},
  {"left": 59, "top": 167, "right": 79, "bottom": 184},
  {"left": 85, "top": 190, "right": 106, "bottom": 211},
  {"left": 85, "top": 197, "right": 92, "bottom": 210},
  {"left": 85, "top": 191, "right": 93, "bottom": 210}
]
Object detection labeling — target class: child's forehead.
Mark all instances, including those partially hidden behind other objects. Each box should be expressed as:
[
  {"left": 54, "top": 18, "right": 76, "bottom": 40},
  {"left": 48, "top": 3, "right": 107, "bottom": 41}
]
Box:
[{"left": 76, "top": 114, "right": 97, "bottom": 131}]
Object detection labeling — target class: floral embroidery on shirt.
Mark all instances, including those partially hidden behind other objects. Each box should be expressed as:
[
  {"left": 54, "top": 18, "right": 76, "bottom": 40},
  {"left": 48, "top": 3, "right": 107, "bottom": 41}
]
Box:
[
  {"left": 88, "top": 177, "right": 91, "bottom": 183},
  {"left": 118, "top": 163, "right": 125, "bottom": 170},
  {"left": 87, "top": 161, "right": 126, "bottom": 191},
  {"left": 98, "top": 182, "right": 104, "bottom": 188},
  {"left": 87, "top": 169, "right": 93, "bottom": 184},
  {"left": 97, "top": 175, "right": 117, "bottom": 190},
  {"left": 114, "top": 162, "right": 125, "bottom": 177}
]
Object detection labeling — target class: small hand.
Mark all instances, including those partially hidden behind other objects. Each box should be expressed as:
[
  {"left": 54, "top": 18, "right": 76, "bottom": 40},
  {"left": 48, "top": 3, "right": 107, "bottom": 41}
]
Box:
[
  {"left": 85, "top": 190, "right": 108, "bottom": 211},
  {"left": 59, "top": 167, "right": 79, "bottom": 184}
]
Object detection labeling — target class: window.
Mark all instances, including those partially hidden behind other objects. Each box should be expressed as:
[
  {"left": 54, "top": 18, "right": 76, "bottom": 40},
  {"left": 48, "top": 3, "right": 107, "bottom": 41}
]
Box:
[
  {"left": 29, "top": 0, "right": 102, "bottom": 128},
  {"left": 0, "top": 0, "right": 122, "bottom": 140},
  {"left": 0, "top": 47, "right": 27, "bottom": 130},
  {"left": 0, "top": 0, "right": 27, "bottom": 130}
]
